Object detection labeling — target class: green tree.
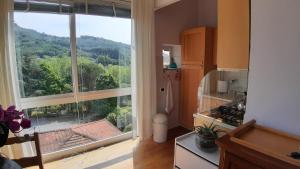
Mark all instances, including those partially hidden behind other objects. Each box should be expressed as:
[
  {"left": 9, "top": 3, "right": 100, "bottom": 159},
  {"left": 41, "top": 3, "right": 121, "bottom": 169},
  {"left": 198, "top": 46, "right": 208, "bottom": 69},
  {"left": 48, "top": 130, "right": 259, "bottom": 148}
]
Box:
[
  {"left": 78, "top": 57, "right": 105, "bottom": 91},
  {"left": 96, "top": 55, "right": 118, "bottom": 66},
  {"left": 106, "top": 65, "right": 131, "bottom": 88},
  {"left": 106, "top": 106, "right": 132, "bottom": 132},
  {"left": 38, "top": 56, "right": 72, "bottom": 95},
  {"left": 18, "top": 55, "right": 43, "bottom": 97},
  {"left": 39, "top": 63, "right": 67, "bottom": 95},
  {"left": 96, "top": 74, "right": 118, "bottom": 90}
]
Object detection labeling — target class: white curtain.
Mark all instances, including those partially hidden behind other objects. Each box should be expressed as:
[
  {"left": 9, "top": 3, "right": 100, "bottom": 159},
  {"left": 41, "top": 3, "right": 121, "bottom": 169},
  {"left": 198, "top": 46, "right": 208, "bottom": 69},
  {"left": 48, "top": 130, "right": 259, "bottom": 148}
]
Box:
[
  {"left": 0, "top": 0, "right": 17, "bottom": 108},
  {"left": 0, "top": 0, "right": 24, "bottom": 159},
  {"left": 131, "top": 0, "right": 157, "bottom": 140}
]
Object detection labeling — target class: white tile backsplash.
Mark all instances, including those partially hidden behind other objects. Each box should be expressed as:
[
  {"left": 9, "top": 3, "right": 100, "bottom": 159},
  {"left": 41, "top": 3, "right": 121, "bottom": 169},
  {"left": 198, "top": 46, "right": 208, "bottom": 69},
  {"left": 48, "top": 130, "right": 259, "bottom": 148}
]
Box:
[{"left": 223, "top": 71, "right": 248, "bottom": 92}]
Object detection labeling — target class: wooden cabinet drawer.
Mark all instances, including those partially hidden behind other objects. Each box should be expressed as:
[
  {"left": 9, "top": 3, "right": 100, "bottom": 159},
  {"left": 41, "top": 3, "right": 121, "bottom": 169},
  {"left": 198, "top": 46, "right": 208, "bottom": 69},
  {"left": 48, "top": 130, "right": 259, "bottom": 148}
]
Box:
[{"left": 175, "top": 146, "right": 218, "bottom": 169}]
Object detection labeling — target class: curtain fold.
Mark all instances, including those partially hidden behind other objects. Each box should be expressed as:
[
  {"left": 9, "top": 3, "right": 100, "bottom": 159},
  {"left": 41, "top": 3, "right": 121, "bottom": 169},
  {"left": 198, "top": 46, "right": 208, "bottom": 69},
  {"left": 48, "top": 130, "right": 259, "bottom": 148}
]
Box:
[
  {"left": 131, "top": 0, "right": 157, "bottom": 140},
  {"left": 0, "top": 0, "right": 16, "bottom": 108},
  {"left": 0, "top": 0, "right": 24, "bottom": 159}
]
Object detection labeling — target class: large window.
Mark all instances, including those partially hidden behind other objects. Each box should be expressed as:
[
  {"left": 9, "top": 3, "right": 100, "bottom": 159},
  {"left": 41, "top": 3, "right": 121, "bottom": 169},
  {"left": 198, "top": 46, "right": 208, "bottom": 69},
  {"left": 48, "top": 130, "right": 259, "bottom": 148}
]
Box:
[{"left": 13, "top": 5, "right": 132, "bottom": 156}]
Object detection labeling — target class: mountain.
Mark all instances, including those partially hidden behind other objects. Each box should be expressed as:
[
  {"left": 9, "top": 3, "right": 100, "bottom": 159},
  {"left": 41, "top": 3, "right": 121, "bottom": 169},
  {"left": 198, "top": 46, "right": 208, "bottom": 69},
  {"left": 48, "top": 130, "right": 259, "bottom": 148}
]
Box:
[{"left": 14, "top": 24, "right": 131, "bottom": 60}]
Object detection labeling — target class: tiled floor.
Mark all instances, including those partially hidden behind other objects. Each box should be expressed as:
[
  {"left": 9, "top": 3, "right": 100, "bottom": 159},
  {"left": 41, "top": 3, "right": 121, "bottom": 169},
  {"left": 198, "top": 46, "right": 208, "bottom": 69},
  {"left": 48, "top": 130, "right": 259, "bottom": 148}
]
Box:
[{"left": 28, "top": 127, "right": 190, "bottom": 169}]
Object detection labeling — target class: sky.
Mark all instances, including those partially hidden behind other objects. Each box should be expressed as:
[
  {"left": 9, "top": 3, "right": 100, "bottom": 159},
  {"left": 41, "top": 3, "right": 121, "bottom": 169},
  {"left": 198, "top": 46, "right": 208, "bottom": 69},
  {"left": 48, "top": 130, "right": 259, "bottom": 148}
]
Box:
[{"left": 14, "top": 12, "right": 131, "bottom": 44}]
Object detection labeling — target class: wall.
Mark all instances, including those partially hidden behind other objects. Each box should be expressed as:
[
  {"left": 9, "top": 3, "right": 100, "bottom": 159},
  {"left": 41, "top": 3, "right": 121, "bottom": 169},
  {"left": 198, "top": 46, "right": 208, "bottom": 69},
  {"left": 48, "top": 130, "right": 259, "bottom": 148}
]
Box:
[
  {"left": 155, "top": 0, "right": 199, "bottom": 128},
  {"left": 245, "top": 0, "right": 300, "bottom": 136},
  {"left": 155, "top": 0, "right": 217, "bottom": 128},
  {"left": 197, "top": 0, "right": 217, "bottom": 27},
  {"left": 155, "top": 0, "right": 199, "bottom": 47}
]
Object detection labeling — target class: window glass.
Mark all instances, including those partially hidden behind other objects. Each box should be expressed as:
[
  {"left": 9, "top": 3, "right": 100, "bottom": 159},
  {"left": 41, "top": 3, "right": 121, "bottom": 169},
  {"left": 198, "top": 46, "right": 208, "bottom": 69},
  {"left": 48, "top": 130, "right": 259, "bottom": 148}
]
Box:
[
  {"left": 76, "top": 15, "right": 131, "bottom": 92},
  {"left": 162, "top": 49, "right": 171, "bottom": 68},
  {"left": 24, "top": 95, "right": 132, "bottom": 154},
  {"left": 13, "top": 12, "right": 133, "bottom": 155},
  {"left": 14, "top": 12, "right": 72, "bottom": 98}
]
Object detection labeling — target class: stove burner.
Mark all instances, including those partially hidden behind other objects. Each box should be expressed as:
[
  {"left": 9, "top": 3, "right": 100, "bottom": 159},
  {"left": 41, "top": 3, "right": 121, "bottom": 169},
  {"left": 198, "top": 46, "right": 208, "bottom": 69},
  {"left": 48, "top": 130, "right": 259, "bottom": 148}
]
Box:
[{"left": 210, "top": 105, "right": 245, "bottom": 127}]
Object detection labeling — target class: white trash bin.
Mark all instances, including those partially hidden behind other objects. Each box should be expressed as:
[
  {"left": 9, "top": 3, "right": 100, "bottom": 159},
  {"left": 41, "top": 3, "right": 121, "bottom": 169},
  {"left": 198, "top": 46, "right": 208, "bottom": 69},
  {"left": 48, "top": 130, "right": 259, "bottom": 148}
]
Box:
[{"left": 153, "top": 113, "right": 168, "bottom": 143}]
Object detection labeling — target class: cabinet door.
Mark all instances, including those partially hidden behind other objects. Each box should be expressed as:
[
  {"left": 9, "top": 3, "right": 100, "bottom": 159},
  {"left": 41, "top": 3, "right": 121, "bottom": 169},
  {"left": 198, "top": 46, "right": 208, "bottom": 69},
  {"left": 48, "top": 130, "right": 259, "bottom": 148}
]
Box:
[
  {"left": 217, "top": 0, "right": 249, "bottom": 69},
  {"left": 180, "top": 65, "right": 203, "bottom": 129},
  {"left": 181, "top": 28, "right": 206, "bottom": 65},
  {"left": 228, "top": 154, "right": 263, "bottom": 169}
]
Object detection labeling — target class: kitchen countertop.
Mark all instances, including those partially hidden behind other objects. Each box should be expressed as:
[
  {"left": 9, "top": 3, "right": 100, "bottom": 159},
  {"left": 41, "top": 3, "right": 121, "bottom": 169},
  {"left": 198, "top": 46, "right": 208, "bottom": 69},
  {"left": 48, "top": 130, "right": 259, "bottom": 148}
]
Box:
[
  {"left": 176, "top": 132, "right": 220, "bottom": 166},
  {"left": 193, "top": 112, "right": 236, "bottom": 130},
  {"left": 202, "top": 93, "right": 234, "bottom": 102},
  {"left": 202, "top": 92, "right": 244, "bottom": 102}
]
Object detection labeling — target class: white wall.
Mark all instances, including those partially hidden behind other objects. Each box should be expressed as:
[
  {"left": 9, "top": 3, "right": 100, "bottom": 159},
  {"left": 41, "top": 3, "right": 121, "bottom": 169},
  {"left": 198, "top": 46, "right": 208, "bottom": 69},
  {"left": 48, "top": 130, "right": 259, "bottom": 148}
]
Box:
[{"left": 245, "top": 0, "right": 300, "bottom": 136}]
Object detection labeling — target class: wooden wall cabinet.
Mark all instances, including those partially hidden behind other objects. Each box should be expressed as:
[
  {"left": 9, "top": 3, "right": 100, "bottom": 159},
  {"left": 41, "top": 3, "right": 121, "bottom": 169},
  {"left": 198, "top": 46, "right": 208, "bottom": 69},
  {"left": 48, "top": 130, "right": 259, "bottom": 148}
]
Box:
[
  {"left": 217, "top": 0, "right": 250, "bottom": 70},
  {"left": 181, "top": 27, "right": 215, "bottom": 68},
  {"left": 180, "top": 65, "right": 203, "bottom": 129},
  {"left": 180, "top": 27, "right": 216, "bottom": 129},
  {"left": 216, "top": 120, "right": 300, "bottom": 169}
]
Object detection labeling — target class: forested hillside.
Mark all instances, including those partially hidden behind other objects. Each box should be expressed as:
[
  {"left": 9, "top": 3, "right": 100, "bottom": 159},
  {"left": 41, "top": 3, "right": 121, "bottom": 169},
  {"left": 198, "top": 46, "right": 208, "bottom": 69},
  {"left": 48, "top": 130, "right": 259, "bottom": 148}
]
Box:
[{"left": 14, "top": 24, "right": 130, "bottom": 65}]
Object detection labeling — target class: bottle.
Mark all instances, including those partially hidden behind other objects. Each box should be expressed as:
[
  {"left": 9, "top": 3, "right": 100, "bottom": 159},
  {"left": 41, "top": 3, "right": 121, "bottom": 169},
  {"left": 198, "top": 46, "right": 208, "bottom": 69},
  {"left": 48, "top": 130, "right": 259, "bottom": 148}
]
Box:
[{"left": 168, "top": 57, "right": 177, "bottom": 69}]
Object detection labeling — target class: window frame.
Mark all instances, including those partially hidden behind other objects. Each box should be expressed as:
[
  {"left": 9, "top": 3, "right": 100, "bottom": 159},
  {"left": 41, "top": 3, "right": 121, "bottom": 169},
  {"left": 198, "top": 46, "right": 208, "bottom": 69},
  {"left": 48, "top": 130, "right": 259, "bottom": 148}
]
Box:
[
  {"left": 12, "top": 12, "right": 132, "bottom": 110},
  {"left": 11, "top": 11, "right": 134, "bottom": 160}
]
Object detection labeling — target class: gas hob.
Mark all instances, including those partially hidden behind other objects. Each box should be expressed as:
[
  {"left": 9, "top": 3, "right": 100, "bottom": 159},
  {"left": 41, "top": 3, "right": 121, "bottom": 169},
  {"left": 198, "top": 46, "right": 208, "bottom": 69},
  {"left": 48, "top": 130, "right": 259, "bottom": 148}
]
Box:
[{"left": 209, "top": 105, "right": 245, "bottom": 127}]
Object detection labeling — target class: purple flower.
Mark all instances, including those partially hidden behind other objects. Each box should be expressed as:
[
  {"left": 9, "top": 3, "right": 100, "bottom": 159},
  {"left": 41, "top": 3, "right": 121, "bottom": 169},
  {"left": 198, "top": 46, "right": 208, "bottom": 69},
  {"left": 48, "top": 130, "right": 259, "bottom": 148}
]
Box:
[
  {"left": 8, "top": 121, "right": 20, "bottom": 133},
  {"left": 0, "top": 105, "right": 31, "bottom": 133},
  {"left": 20, "top": 118, "right": 31, "bottom": 129},
  {"left": 19, "top": 111, "right": 25, "bottom": 116},
  {"left": 4, "top": 112, "right": 14, "bottom": 122},
  {"left": 7, "top": 106, "right": 16, "bottom": 112}
]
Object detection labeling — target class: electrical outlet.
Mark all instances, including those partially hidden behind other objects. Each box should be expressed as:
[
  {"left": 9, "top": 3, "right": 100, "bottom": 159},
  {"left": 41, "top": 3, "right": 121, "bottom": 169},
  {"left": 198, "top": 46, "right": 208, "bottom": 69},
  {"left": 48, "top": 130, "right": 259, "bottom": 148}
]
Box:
[{"left": 160, "top": 88, "right": 165, "bottom": 92}]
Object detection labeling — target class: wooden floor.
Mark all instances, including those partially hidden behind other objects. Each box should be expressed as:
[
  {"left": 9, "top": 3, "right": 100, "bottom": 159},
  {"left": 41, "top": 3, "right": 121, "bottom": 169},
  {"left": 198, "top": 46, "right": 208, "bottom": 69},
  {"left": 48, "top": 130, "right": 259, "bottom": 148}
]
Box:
[
  {"left": 133, "top": 127, "right": 189, "bottom": 169},
  {"left": 28, "top": 127, "right": 189, "bottom": 169}
]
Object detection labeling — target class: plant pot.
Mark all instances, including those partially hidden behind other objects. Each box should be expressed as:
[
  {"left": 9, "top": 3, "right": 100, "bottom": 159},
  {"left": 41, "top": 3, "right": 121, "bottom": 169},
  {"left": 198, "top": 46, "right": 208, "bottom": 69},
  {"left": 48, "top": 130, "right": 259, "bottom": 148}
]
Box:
[
  {"left": 0, "top": 123, "right": 9, "bottom": 147},
  {"left": 195, "top": 134, "right": 217, "bottom": 150}
]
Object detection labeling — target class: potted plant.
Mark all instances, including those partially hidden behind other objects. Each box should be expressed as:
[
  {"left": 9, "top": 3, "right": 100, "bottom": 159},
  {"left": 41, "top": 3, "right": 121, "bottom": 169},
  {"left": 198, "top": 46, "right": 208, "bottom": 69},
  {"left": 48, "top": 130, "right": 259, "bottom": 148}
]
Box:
[
  {"left": 195, "top": 122, "right": 222, "bottom": 150},
  {"left": 0, "top": 105, "right": 31, "bottom": 147}
]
